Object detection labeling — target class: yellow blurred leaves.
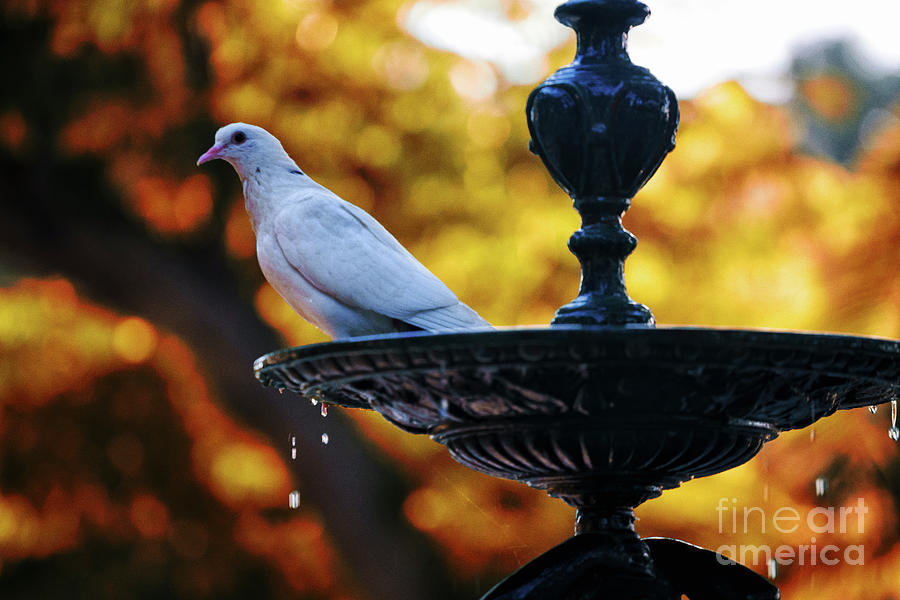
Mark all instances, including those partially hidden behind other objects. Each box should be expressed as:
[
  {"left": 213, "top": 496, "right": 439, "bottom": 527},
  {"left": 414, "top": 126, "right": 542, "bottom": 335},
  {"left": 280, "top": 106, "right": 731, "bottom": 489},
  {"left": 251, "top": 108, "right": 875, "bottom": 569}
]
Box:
[
  {"left": 800, "top": 74, "right": 858, "bottom": 122},
  {"left": 210, "top": 442, "right": 290, "bottom": 506},
  {"left": 628, "top": 82, "right": 896, "bottom": 337},
  {"left": 402, "top": 471, "right": 570, "bottom": 575},
  {"left": 235, "top": 512, "right": 339, "bottom": 593},
  {"left": 112, "top": 317, "right": 159, "bottom": 363},
  {"left": 450, "top": 60, "right": 498, "bottom": 101},
  {"left": 225, "top": 197, "right": 257, "bottom": 258},
  {"left": 372, "top": 40, "right": 430, "bottom": 90},
  {"left": 0, "top": 278, "right": 121, "bottom": 404},
  {"left": 355, "top": 124, "right": 401, "bottom": 167},
  {"left": 674, "top": 82, "right": 792, "bottom": 176},
  {"left": 60, "top": 99, "right": 133, "bottom": 154},
  {"left": 467, "top": 106, "right": 511, "bottom": 149},
  {"left": 218, "top": 84, "right": 278, "bottom": 127},
  {"left": 132, "top": 174, "right": 214, "bottom": 235},
  {"left": 0, "top": 275, "right": 354, "bottom": 593},
  {"left": 0, "top": 488, "right": 81, "bottom": 560},
  {"left": 295, "top": 11, "right": 339, "bottom": 52}
]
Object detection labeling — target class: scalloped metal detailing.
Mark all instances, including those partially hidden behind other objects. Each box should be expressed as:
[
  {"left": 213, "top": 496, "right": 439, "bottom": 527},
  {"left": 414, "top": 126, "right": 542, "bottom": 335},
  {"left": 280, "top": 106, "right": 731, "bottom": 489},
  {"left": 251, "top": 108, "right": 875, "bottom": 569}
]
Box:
[{"left": 255, "top": 326, "right": 899, "bottom": 506}]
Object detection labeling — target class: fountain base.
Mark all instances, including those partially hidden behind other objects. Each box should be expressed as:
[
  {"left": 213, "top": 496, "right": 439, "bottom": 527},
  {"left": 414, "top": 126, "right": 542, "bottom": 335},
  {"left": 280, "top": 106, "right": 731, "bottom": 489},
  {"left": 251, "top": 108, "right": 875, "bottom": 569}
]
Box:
[{"left": 481, "top": 528, "right": 780, "bottom": 600}]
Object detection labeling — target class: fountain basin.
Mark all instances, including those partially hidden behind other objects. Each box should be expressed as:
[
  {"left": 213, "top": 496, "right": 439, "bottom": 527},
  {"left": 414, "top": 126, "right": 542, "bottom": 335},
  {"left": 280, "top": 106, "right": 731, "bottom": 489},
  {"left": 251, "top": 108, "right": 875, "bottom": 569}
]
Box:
[{"left": 255, "top": 326, "right": 899, "bottom": 509}]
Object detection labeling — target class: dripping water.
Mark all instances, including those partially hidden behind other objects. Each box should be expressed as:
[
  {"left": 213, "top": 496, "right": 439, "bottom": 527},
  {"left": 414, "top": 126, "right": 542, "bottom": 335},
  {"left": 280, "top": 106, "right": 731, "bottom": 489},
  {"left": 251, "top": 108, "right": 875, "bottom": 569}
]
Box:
[
  {"left": 289, "top": 490, "right": 300, "bottom": 509},
  {"left": 321, "top": 403, "right": 328, "bottom": 418},
  {"left": 291, "top": 435, "right": 297, "bottom": 460},
  {"left": 815, "top": 477, "right": 826, "bottom": 497},
  {"left": 321, "top": 433, "right": 329, "bottom": 445},
  {"left": 767, "top": 558, "right": 778, "bottom": 580},
  {"left": 889, "top": 397, "right": 899, "bottom": 441}
]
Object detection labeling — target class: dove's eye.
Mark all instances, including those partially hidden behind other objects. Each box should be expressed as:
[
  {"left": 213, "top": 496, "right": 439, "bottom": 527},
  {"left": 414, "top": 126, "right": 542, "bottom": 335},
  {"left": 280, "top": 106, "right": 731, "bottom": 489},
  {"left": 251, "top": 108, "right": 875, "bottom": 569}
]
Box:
[{"left": 232, "top": 131, "right": 247, "bottom": 145}]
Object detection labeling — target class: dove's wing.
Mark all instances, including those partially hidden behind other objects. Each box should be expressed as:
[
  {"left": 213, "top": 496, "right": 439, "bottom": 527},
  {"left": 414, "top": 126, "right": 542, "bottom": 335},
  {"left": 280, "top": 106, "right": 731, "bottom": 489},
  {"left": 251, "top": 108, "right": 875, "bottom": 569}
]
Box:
[{"left": 273, "top": 193, "right": 472, "bottom": 328}]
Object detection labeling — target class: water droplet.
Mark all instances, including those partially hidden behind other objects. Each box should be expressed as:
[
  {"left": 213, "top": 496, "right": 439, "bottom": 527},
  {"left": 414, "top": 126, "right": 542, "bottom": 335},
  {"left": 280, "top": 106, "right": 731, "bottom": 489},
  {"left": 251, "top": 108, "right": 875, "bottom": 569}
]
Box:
[
  {"left": 278, "top": 388, "right": 285, "bottom": 395},
  {"left": 310, "top": 397, "right": 319, "bottom": 406},
  {"left": 815, "top": 477, "right": 826, "bottom": 497},
  {"left": 891, "top": 399, "right": 898, "bottom": 442},
  {"left": 869, "top": 405, "right": 878, "bottom": 414},
  {"left": 291, "top": 447, "right": 297, "bottom": 460},
  {"left": 289, "top": 490, "right": 300, "bottom": 509},
  {"left": 320, "top": 403, "right": 328, "bottom": 418},
  {"left": 767, "top": 558, "right": 778, "bottom": 580},
  {"left": 321, "top": 433, "right": 329, "bottom": 445},
  {"left": 809, "top": 428, "right": 816, "bottom": 442}
]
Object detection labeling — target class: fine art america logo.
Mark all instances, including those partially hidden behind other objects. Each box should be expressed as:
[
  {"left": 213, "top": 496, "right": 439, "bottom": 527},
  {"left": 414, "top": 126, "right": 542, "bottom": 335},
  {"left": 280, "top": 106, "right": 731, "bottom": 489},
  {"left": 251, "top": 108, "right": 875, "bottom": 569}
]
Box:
[{"left": 715, "top": 497, "right": 868, "bottom": 568}]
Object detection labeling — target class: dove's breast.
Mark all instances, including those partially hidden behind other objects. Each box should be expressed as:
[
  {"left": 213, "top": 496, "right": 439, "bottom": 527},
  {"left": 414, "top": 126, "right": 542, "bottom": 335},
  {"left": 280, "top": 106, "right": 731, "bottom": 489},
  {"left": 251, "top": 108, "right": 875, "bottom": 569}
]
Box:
[{"left": 254, "top": 229, "right": 395, "bottom": 338}]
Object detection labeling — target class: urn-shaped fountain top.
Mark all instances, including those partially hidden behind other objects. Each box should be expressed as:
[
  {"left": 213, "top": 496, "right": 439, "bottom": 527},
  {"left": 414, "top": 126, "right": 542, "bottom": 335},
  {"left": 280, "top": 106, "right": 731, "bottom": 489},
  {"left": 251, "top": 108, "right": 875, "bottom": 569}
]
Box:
[{"left": 527, "top": 0, "right": 678, "bottom": 201}]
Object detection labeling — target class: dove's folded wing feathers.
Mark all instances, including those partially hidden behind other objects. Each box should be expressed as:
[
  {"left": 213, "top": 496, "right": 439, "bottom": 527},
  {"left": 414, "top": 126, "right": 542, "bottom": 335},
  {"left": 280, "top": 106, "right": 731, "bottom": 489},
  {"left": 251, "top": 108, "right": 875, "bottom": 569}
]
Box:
[
  {"left": 273, "top": 192, "right": 475, "bottom": 326},
  {"left": 402, "top": 300, "right": 488, "bottom": 331}
]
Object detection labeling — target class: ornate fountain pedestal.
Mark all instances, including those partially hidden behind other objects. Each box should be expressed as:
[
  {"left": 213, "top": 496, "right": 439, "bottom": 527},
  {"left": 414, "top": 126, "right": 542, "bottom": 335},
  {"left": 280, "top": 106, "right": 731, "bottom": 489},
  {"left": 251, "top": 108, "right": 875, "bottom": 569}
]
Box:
[{"left": 254, "top": 1, "right": 900, "bottom": 597}]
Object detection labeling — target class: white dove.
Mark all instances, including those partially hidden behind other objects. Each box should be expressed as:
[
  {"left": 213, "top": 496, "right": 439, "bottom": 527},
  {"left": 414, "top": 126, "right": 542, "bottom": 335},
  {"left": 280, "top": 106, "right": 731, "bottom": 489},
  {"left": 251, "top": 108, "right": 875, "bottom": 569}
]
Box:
[{"left": 197, "top": 122, "right": 491, "bottom": 339}]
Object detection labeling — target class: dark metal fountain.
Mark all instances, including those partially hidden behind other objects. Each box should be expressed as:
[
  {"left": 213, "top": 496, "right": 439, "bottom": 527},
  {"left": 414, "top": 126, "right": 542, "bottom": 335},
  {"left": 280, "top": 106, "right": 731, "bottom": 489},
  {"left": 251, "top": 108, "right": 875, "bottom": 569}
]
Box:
[{"left": 254, "top": 1, "right": 900, "bottom": 597}]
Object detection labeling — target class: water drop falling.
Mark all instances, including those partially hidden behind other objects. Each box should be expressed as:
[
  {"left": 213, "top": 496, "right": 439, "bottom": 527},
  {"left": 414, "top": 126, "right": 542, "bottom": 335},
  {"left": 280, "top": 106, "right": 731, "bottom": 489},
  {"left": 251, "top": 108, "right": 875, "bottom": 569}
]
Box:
[
  {"left": 278, "top": 388, "right": 284, "bottom": 395},
  {"left": 809, "top": 428, "right": 816, "bottom": 442},
  {"left": 289, "top": 490, "right": 300, "bottom": 509},
  {"left": 869, "top": 405, "right": 878, "bottom": 414},
  {"left": 310, "top": 397, "right": 319, "bottom": 406},
  {"left": 291, "top": 435, "right": 297, "bottom": 460},
  {"left": 891, "top": 398, "right": 899, "bottom": 442},
  {"left": 815, "top": 477, "right": 826, "bottom": 497},
  {"left": 767, "top": 558, "right": 778, "bottom": 580},
  {"left": 321, "top": 403, "right": 328, "bottom": 418},
  {"left": 321, "top": 433, "right": 329, "bottom": 445}
]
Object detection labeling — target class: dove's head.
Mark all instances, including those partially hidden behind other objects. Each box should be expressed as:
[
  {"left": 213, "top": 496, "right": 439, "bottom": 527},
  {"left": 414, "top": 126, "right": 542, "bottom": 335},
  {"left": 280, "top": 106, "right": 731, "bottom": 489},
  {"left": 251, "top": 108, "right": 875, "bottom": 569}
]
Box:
[{"left": 197, "top": 123, "right": 293, "bottom": 178}]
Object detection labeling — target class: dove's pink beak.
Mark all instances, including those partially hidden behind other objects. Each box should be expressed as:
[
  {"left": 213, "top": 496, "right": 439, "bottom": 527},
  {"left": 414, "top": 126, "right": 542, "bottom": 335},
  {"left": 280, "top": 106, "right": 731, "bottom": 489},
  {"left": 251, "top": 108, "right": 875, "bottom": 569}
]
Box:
[{"left": 197, "top": 144, "right": 224, "bottom": 166}]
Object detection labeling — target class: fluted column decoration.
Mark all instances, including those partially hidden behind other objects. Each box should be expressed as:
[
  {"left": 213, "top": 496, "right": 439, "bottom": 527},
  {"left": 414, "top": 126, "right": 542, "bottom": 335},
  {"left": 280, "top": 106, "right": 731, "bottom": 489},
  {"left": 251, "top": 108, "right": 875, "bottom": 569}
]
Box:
[{"left": 527, "top": 0, "right": 679, "bottom": 326}]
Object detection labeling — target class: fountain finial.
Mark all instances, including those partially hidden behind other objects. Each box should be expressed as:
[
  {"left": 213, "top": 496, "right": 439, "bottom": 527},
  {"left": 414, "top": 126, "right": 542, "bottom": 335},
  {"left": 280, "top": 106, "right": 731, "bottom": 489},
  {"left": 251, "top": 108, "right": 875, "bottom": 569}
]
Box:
[{"left": 527, "top": 0, "right": 678, "bottom": 326}]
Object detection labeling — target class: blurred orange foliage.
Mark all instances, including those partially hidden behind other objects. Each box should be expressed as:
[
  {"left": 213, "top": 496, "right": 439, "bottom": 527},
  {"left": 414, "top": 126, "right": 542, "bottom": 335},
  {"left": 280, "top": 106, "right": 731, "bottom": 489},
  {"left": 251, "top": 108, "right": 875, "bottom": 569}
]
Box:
[{"left": 0, "top": 279, "right": 347, "bottom": 596}]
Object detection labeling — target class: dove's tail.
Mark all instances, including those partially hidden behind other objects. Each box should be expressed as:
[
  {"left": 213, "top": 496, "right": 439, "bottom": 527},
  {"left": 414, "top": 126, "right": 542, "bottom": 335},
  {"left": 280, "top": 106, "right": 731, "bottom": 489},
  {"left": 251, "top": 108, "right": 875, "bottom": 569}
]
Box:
[{"left": 403, "top": 302, "right": 492, "bottom": 333}]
